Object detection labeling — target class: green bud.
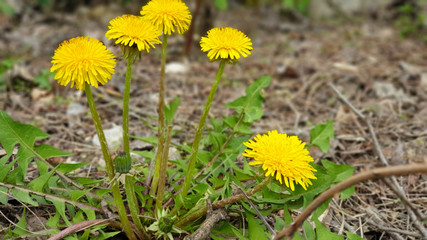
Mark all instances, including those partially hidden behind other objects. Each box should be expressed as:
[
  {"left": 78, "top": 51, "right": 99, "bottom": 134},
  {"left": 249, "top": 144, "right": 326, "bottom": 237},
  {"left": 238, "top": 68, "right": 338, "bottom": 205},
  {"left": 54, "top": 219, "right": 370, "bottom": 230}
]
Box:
[
  {"left": 158, "top": 216, "right": 173, "bottom": 233},
  {"left": 114, "top": 152, "right": 132, "bottom": 174}
]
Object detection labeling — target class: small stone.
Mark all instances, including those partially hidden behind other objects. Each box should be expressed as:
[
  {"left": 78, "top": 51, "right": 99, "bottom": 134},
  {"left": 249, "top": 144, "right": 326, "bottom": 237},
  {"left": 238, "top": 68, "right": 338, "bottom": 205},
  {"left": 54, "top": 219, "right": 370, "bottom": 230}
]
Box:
[
  {"left": 92, "top": 124, "right": 123, "bottom": 151},
  {"left": 165, "top": 62, "right": 188, "bottom": 74}
]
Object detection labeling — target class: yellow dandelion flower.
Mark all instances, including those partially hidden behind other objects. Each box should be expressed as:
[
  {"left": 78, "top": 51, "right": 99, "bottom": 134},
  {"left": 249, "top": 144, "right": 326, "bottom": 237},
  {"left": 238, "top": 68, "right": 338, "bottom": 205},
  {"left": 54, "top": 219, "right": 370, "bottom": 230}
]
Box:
[
  {"left": 200, "top": 27, "right": 253, "bottom": 61},
  {"left": 243, "top": 130, "right": 317, "bottom": 191},
  {"left": 140, "top": 0, "right": 192, "bottom": 35},
  {"left": 105, "top": 15, "right": 162, "bottom": 52},
  {"left": 50, "top": 36, "right": 116, "bottom": 91}
]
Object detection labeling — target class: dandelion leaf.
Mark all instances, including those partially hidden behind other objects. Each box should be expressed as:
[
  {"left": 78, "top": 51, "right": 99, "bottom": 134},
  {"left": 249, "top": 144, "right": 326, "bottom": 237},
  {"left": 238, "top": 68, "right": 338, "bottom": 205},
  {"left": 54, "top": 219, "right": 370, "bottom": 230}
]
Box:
[
  {"left": 246, "top": 212, "right": 269, "bottom": 240},
  {"left": 226, "top": 75, "right": 271, "bottom": 123},
  {"left": 310, "top": 121, "right": 334, "bottom": 153},
  {"left": 315, "top": 219, "right": 344, "bottom": 240}
]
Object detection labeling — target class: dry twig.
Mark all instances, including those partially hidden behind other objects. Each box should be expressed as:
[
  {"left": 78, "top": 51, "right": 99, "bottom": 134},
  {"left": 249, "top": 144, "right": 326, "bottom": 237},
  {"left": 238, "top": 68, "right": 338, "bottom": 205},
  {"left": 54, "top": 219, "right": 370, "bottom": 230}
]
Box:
[
  {"left": 184, "top": 200, "right": 228, "bottom": 240},
  {"left": 274, "top": 163, "right": 427, "bottom": 239}
]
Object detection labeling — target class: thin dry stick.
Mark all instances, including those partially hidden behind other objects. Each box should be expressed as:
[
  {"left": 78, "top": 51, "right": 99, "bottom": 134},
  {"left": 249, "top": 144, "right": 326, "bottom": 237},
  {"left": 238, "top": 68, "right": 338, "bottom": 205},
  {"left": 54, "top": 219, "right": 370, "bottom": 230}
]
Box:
[
  {"left": 232, "top": 182, "right": 276, "bottom": 238},
  {"left": 328, "top": 82, "right": 427, "bottom": 237},
  {"left": 0, "top": 189, "right": 47, "bottom": 231},
  {"left": 0, "top": 210, "right": 38, "bottom": 234},
  {"left": 48, "top": 219, "right": 113, "bottom": 240},
  {"left": 273, "top": 164, "right": 427, "bottom": 240}
]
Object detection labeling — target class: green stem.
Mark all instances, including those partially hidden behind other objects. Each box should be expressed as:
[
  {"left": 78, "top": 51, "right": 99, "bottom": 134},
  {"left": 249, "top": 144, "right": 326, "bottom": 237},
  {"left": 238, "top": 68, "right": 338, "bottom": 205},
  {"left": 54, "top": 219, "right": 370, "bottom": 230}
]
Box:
[
  {"left": 84, "top": 84, "right": 137, "bottom": 240},
  {"left": 175, "top": 177, "right": 270, "bottom": 227},
  {"left": 172, "top": 60, "right": 227, "bottom": 214},
  {"left": 156, "top": 125, "right": 173, "bottom": 210},
  {"left": 123, "top": 59, "right": 132, "bottom": 155},
  {"left": 125, "top": 174, "right": 149, "bottom": 239},
  {"left": 151, "top": 34, "right": 168, "bottom": 195}
]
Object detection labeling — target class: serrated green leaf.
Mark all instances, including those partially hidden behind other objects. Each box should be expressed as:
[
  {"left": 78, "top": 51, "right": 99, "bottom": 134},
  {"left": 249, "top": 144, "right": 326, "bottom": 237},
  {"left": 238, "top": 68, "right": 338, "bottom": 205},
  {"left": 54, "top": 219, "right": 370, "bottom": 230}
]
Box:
[
  {"left": 303, "top": 220, "right": 315, "bottom": 240},
  {"left": 34, "top": 144, "right": 72, "bottom": 159},
  {"left": 315, "top": 219, "right": 344, "bottom": 240},
  {"left": 0, "top": 110, "right": 49, "bottom": 155},
  {"left": 310, "top": 121, "right": 334, "bottom": 153},
  {"left": 12, "top": 208, "right": 28, "bottom": 236},
  {"left": 164, "top": 97, "right": 181, "bottom": 125},
  {"left": 226, "top": 76, "right": 271, "bottom": 124},
  {"left": 246, "top": 212, "right": 268, "bottom": 240},
  {"left": 51, "top": 199, "right": 71, "bottom": 226},
  {"left": 346, "top": 232, "right": 364, "bottom": 240},
  {"left": 29, "top": 161, "right": 60, "bottom": 192},
  {"left": 0, "top": 111, "right": 55, "bottom": 183},
  {"left": 11, "top": 188, "right": 38, "bottom": 206},
  {"left": 46, "top": 210, "right": 60, "bottom": 229}
]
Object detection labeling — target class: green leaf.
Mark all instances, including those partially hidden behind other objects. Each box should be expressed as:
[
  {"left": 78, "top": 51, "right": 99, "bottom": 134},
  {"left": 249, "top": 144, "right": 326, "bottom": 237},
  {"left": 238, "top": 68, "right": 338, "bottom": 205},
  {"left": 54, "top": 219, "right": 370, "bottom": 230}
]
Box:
[
  {"left": 303, "top": 220, "right": 315, "bottom": 240},
  {"left": 211, "top": 222, "right": 248, "bottom": 240},
  {"left": 0, "top": 111, "right": 52, "bottom": 182},
  {"left": 57, "top": 162, "right": 89, "bottom": 174},
  {"left": 340, "top": 185, "right": 355, "bottom": 199},
  {"left": 310, "top": 121, "right": 334, "bottom": 153},
  {"left": 12, "top": 208, "right": 28, "bottom": 236},
  {"left": 312, "top": 199, "right": 331, "bottom": 220},
  {"left": 315, "top": 219, "right": 344, "bottom": 240},
  {"left": 246, "top": 212, "right": 268, "bottom": 240},
  {"left": 51, "top": 198, "right": 71, "bottom": 226},
  {"left": 321, "top": 160, "right": 354, "bottom": 183},
  {"left": 274, "top": 215, "right": 285, "bottom": 231},
  {"left": 29, "top": 161, "right": 60, "bottom": 192},
  {"left": 0, "top": 0, "right": 15, "bottom": 15},
  {"left": 226, "top": 76, "right": 271, "bottom": 123},
  {"left": 73, "top": 177, "right": 104, "bottom": 186},
  {"left": 46, "top": 210, "right": 60, "bottom": 229},
  {"left": 33, "top": 69, "right": 53, "bottom": 90},
  {"left": 11, "top": 188, "right": 38, "bottom": 206},
  {"left": 214, "top": 0, "right": 228, "bottom": 10},
  {"left": 35, "top": 144, "right": 72, "bottom": 159},
  {"left": 346, "top": 232, "right": 364, "bottom": 240},
  {"left": 0, "top": 110, "right": 49, "bottom": 155},
  {"left": 164, "top": 97, "right": 181, "bottom": 125},
  {"left": 0, "top": 186, "right": 8, "bottom": 204}
]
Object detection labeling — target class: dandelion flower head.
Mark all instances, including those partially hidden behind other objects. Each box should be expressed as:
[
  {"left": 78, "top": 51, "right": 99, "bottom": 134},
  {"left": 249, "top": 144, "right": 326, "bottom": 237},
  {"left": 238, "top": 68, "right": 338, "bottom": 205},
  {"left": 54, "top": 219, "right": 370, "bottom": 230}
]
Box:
[
  {"left": 105, "top": 15, "right": 162, "bottom": 52},
  {"left": 243, "top": 130, "right": 317, "bottom": 191},
  {"left": 50, "top": 36, "right": 116, "bottom": 91},
  {"left": 200, "top": 27, "right": 252, "bottom": 61},
  {"left": 141, "top": 0, "right": 192, "bottom": 35}
]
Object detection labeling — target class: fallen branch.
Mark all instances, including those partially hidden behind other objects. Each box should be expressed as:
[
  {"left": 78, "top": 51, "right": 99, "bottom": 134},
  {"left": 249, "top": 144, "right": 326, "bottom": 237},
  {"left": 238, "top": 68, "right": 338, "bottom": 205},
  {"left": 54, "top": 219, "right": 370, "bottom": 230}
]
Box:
[{"left": 274, "top": 163, "right": 427, "bottom": 240}]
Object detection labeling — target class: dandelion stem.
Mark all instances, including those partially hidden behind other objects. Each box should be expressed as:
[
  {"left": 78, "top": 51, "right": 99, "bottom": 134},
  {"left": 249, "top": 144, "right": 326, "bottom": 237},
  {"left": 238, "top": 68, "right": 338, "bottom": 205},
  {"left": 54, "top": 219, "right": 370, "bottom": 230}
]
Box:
[
  {"left": 125, "top": 174, "right": 149, "bottom": 239},
  {"left": 156, "top": 125, "right": 173, "bottom": 210},
  {"left": 151, "top": 34, "right": 168, "bottom": 197},
  {"left": 84, "top": 84, "right": 137, "bottom": 240},
  {"left": 172, "top": 60, "right": 227, "bottom": 215},
  {"left": 123, "top": 59, "right": 132, "bottom": 156}
]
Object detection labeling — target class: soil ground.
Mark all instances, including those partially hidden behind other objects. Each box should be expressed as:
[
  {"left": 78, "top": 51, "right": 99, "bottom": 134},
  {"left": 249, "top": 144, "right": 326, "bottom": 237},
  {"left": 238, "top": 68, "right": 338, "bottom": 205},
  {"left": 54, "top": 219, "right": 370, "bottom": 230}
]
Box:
[{"left": 0, "top": 1, "right": 426, "bottom": 239}]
